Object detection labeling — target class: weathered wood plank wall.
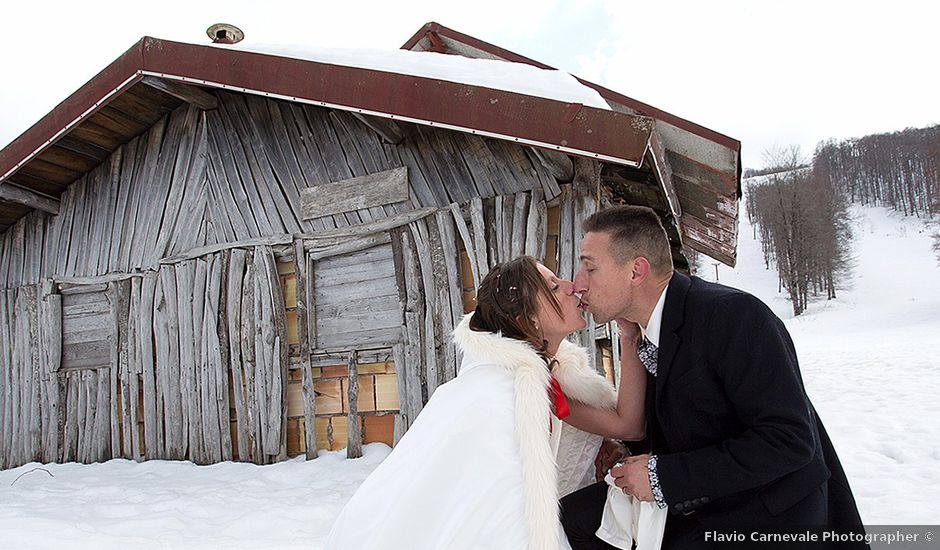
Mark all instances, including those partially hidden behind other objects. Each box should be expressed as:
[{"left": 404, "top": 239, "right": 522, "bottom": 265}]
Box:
[
  {"left": 1, "top": 93, "right": 563, "bottom": 289},
  {"left": 0, "top": 91, "right": 600, "bottom": 470}
]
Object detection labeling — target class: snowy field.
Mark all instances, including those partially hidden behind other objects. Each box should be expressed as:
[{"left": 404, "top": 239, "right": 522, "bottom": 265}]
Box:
[{"left": 2, "top": 203, "right": 938, "bottom": 548}]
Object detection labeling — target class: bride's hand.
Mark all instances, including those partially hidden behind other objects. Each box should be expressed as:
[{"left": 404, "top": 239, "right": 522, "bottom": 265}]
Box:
[{"left": 614, "top": 319, "right": 641, "bottom": 347}]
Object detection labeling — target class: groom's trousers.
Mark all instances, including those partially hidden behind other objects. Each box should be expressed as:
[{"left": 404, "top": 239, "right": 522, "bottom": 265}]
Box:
[{"left": 560, "top": 481, "right": 619, "bottom": 550}]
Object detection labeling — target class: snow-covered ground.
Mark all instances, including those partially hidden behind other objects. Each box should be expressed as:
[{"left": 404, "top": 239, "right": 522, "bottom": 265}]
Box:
[
  {"left": 2, "top": 203, "right": 938, "bottom": 548},
  {"left": 0, "top": 443, "right": 392, "bottom": 549}
]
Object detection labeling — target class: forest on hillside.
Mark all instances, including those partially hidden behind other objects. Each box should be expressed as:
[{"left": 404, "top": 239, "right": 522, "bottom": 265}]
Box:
[{"left": 743, "top": 124, "right": 940, "bottom": 315}]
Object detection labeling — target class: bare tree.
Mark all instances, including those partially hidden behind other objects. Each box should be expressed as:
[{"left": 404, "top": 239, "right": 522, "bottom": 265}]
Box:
[
  {"left": 761, "top": 144, "right": 808, "bottom": 173},
  {"left": 746, "top": 147, "right": 851, "bottom": 315},
  {"left": 748, "top": 125, "right": 939, "bottom": 311},
  {"left": 932, "top": 227, "right": 940, "bottom": 265},
  {"left": 814, "top": 124, "right": 940, "bottom": 218},
  {"left": 932, "top": 198, "right": 940, "bottom": 265}
]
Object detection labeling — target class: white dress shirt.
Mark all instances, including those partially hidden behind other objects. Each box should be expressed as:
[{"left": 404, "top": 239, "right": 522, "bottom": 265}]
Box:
[{"left": 640, "top": 284, "right": 669, "bottom": 347}]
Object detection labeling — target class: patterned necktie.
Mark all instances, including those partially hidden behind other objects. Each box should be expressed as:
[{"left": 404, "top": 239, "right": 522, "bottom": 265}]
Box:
[{"left": 637, "top": 337, "right": 659, "bottom": 377}]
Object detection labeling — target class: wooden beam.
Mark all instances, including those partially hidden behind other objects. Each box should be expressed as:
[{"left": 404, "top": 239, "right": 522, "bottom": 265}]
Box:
[
  {"left": 159, "top": 234, "right": 294, "bottom": 265},
  {"left": 300, "top": 348, "right": 393, "bottom": 370},
  {"left": 648, "top": 131, "right": 682, "bottom": 219},
  {"left": 301, "top": 166, "right": 409, "bottom": 220},
  {"left": 351, "top": 112, "right": 404, "bottom": 145},
  {"left": 531, "top": 147, "right": 574, "bottom": 183},
  {"left": 141, "top": 76, "right": 219, "bottom": 111},
  {"left": 297, "top": 206, "right": 436, "bottom": 242},
  {"left": 0, "top": 182, "right": 60, "bottom": 214},
  {"left": 307, "top": 233, "right": 392, "bottom": 260}
]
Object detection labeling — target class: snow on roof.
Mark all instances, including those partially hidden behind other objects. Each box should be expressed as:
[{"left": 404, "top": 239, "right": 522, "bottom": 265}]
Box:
[{"left": 211, "top": 41, "right": 611, "bottom": 110}]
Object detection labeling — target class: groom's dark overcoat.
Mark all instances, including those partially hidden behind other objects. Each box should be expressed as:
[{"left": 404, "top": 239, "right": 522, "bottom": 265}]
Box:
[
  {"left": 650, "top": 273, "right": 862, "bottom": 528},
  {"left": 562, "top": 273, "right": 865, "bottom": 548}
]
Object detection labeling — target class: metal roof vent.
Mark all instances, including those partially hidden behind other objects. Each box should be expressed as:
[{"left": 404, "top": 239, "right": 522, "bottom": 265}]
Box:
[{"left": 207, "top": 23, "right": 244, "bottom": 44}]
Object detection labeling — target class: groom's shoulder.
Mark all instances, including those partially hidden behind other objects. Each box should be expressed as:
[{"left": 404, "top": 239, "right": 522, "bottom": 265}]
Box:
[
  {"left": 685, "top": 274, "right": 746, "bottom": 299},
  {"left": 685, "top": 275, "right": 766, "bottom": 312}
]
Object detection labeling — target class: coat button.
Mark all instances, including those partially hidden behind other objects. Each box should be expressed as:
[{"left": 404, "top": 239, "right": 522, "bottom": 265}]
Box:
[{"left": 701, "top": 496, "right": 710, "bottom": 503}]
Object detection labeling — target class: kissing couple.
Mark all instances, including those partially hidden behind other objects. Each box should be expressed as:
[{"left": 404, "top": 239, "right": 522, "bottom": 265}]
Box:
[{"left": 328, "top": 205, "right": 865, "bottom": 549}]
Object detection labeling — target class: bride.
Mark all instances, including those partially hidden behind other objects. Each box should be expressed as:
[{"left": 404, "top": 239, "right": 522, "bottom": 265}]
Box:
[{"left": 326, "top": 256, "right": 646, "bottom": 549}]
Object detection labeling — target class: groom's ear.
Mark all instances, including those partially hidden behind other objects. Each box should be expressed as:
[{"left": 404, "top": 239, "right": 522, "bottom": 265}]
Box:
[{"left": 631, "top": 256, "right": 652, "bottom": 283}]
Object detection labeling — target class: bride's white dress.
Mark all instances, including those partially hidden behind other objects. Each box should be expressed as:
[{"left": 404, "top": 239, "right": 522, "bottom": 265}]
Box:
[{"left": 326, "top": 315, "right": 617, "bottom": 550}]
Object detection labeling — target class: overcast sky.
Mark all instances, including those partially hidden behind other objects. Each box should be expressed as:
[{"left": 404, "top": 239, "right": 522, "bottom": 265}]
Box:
[{"left": 1, "top": 0, "right": 937, "bottom": 169}]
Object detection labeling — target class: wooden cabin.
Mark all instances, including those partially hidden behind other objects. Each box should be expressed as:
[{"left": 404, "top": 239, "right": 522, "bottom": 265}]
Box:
[{"left": 0, "top": 22, "right": 740, "bottom": 470}]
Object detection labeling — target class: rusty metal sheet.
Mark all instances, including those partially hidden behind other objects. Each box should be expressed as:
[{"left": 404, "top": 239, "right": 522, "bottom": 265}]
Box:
[
  {"left": 681, "top": 215, "right": 738, "bottom": 267},
  {"left": 139, "top": 39, "right": 654, "bottom": 167},
  {"left": 666, "top": 150, "right": 738, "bottom": 196},
  {"left": 674, "top": 170, "right": 739, "bottom": 266}
]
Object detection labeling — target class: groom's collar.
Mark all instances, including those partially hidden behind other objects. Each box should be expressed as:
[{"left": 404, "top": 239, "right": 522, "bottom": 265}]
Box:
[{"left": 640, "top": 283, "right": 669, "bottom": 347}]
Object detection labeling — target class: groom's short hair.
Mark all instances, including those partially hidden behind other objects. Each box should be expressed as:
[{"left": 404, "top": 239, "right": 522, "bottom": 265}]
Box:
[{"left": 582, "top": 205, "right": 674, "bottom": 275}]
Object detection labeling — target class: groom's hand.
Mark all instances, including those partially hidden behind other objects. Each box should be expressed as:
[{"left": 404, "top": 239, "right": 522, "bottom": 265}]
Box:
[
  {"left": 611, "top": 454, "right": 654, "bottom": 501},
  {"left": 594, "top": 439, "right": 629, "bottom": 481}
]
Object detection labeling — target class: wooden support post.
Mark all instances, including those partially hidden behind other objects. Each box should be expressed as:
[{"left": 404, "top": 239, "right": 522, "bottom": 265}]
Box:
[
  {"left": 449, "top": 203, "right": 480, "bottom": 289},
  {"left": 294, "top": 240, "right": 318, "bottom": 459},
  {"left": 572, "top": 158, "right": 602, "bottom": 351},
  {"left": 25, "top": 286, "right": 42, "bottom": 463},
  {"left": 409, "top": 221, "right": 438, "bottom": 398},
  {"left": 469, "top": 197, "right": 489, "bottom": 274},
  {"left": 391, "top": 343, "right": 408, "bottom": 444},
  {"left": 0, "top": 182, "right": 60, "bottom": 214},
  {"left": 239, "top": 253, "right": 261, "bottom": 462},
  {"left": 558, "top": 184, "right": 574, "bottom": 281},
  {"left": 511, "top": 191, "right": 528, "bottom": 259},
  {"left": 106, "top": 282, "right": 121, "bottom": 460},
  {"left": 39, "top": 280, "right": 62, "bottom": 463},
  {"left": 525, "top": 188, "right": 547, "bottom": 263},
  {"left": 346, "top": 350, "right": 362, "bottom": 459},
  {"left": 227, "top": 249, "right": 250, "bottom": 461},
  {"left": 139, "top": 272, "right": 158, "bottom": 459}
]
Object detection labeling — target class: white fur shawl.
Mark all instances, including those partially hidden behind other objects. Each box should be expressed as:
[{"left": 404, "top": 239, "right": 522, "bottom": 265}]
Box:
[{"left": 452, "top": 314, "right": 617, "bottom": 550}]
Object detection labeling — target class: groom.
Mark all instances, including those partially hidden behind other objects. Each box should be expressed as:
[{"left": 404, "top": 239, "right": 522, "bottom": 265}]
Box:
[{"left": 561, "top": 206, "right": 865, "bottom": 548}]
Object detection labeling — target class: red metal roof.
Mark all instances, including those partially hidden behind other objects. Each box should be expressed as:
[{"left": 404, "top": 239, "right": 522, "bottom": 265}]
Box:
[{"left": 0, "top": 37, "right": 656, "bottom": 193}]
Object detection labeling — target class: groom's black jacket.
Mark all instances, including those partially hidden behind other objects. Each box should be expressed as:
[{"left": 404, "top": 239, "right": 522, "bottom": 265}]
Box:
[{"left": 645, "top": 273, "right": 862, "bottom": 529}]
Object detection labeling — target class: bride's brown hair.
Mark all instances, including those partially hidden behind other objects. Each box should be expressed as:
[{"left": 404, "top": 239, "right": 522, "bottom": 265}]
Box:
[{"left": 468, "top": 255, "right": 564, "bottom": 356}]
